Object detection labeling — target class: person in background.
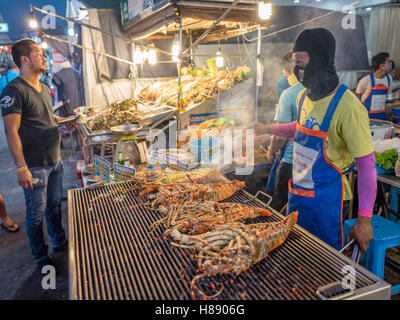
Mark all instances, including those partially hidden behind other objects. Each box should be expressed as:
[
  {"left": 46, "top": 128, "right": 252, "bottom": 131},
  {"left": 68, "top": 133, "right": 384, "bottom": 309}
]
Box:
[
  {"left": 389, "top": 60, "right": 400, "bottom": 81},
  {"left": 356, "top": 52, "right": 393, "bottom": 120},
  {"left": 0, "top": 194, "right": 19, "bottom": 233},
  {"left": 276, "top": 54, "right": 291, "bottom": 99},
  {"left": 265, "top": 54, "right": 305, "bottom": 212},
  {"left": 249, "top": 28, "right": 375, "bottom": 253},
  {"left": 52, "top": 59, "right": 83, "bottom": 117},
  {"left": 0, "top": 60, "right": 19, "bottom": 95},
  {"left": 1, "top": 39, "right": 75, "bottom": 268}
]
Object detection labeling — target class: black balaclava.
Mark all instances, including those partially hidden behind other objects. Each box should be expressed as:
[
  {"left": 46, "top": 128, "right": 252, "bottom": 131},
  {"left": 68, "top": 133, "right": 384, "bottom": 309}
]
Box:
[{"left": 292, "top": 28, "right": 339, "bottom": 101}]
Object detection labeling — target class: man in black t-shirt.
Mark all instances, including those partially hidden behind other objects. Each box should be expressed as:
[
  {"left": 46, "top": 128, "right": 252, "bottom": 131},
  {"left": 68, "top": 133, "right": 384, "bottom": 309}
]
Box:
[{"left": 1, "top": 39, "right": 75, "bottom": 268}]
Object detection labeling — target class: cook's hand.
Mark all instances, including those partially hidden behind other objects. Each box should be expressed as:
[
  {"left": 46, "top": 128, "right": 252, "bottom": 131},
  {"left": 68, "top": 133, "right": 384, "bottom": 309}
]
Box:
[
  {"left": 60, "top": 116, "right": 78, "bottom": 130},
  {"left": 17, "top": 169, "right": 33, "bottom": 190},
  {"left": 349, "top": 216, "right": 373, "bottom": 253},
  {"left": 266, "top": 148, "right": 275, "bottom": 164},
  {"left": 66, "top": 122, "right": 78, "bottom": 130}
]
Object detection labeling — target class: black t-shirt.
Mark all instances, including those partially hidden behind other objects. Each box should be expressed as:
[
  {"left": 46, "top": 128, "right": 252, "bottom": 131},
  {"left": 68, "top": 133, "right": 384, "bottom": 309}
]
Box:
[{"left": 0, "top": 77, "right": 60, "bottom": 167}]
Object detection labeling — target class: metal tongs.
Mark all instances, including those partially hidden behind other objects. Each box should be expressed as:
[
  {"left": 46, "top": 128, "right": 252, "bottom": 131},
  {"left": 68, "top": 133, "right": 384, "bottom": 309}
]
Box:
[{"left": 339, "top": 238, "right": 362, "bottom": 264}]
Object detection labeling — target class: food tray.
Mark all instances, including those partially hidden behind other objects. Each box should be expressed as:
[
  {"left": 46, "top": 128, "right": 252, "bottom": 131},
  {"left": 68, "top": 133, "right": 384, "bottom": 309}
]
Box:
[{"left": 80, "top": 104, "right": 176, "bottom": 136}]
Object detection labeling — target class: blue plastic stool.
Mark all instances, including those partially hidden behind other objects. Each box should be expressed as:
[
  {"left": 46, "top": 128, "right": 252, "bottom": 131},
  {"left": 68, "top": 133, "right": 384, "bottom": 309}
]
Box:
[{"left": 343, "top": 215, "right": 400, "bottom": 295}]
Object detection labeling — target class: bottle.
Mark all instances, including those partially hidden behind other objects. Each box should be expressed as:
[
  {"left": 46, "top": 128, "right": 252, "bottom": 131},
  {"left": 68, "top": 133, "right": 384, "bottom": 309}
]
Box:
[
  {"left": 124, "top": 157, "right": 130, "bottom": 167},
  {"left": 118, "top": 151, "right": 124, "bottom": 165}
]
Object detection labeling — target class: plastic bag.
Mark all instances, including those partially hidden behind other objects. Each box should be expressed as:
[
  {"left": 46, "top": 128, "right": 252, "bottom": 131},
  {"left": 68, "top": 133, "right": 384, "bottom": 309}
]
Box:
[{"left": 373, "top": 138, "right": 400, "bottom": 153}]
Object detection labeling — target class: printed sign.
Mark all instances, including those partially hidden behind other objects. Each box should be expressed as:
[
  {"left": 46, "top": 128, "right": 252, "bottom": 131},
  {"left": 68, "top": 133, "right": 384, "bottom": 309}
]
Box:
[
  {"left": 147, "top": 151, "right": 189, "bottom": 171},
  {"left": 163, "top": 153, "right": 189, "bottom": 171},
  {"left": 292, "top": 142, "right": 319, "bottom": 190},
  {"left": 128, "top": 0, "right": 145, "bottom": 19},
  {"left": 370, "top": 93, "right": 387, "bottom": 112},
  {"left": 114, "top": 164, "right": 136, "bottom": 182},
  {"left": 190, "top": 113, "right": 219, "bottom": 126},
  {"left": 95, "top": 156, "right": 111, "bottom": 183},
  {"left": 120, "top": 0, "right": 129, "bottom": 24}
]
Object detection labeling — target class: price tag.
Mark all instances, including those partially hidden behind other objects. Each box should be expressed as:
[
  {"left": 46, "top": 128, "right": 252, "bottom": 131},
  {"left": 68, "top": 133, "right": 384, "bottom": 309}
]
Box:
[
  {"left": 114, "top": 164, "right": 136, "bottom": 182},
  {"left": 95, "top": 156, "right": 111, "bottom": 183}
]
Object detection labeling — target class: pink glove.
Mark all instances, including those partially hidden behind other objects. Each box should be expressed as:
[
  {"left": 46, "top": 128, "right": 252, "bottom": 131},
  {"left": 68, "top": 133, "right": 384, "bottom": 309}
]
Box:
[
  {"left": 355, "top": 152, "right": 377, "bottom": 218},
  {"left": 272, "top": 121, "right": 297, "bottom": 138}
]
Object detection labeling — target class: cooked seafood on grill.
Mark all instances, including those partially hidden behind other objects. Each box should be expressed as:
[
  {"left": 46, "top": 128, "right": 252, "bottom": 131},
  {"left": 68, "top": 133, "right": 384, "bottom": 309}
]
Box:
[
  {"left": 134, "top": 168, "right": 223, "bottom": 186},
  {"left": 154, "top": 201, "right": 271, "bottom": 234},
  {"left": 140, "top": 180, "right": 246, "bottom": 207},
  {"left": 169, "top": 211, "right": 298, "bottom": 299},
  {"left": 115, "top": 169, "right": 225, "bottom": 196},
  {"left": 85, "top": 98, "right": 146, "bottom": 131}
]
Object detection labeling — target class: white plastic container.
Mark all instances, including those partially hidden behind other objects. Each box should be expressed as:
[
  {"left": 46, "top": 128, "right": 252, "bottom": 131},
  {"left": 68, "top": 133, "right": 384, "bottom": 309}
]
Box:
[{"left": 370, "top": 119, "right": 393, "bottom": 141}]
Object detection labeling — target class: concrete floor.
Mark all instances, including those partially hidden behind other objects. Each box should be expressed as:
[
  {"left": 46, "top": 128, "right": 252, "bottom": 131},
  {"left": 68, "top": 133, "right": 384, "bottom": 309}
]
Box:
[{"left": 0, "top": 140, "right": 81, "bottom": 300}]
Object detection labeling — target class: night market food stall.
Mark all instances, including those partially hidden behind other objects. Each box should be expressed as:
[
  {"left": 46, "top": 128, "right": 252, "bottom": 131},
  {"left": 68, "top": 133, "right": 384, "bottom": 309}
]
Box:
[{"left": 29, "top": 1, "right": 400, "bottom": 300}]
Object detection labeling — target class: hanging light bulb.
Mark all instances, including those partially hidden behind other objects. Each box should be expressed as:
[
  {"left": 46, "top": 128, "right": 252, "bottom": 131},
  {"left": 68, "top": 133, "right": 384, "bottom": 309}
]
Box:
[
  {"left": 172, "top": 33, "right": 180, "bottom": 63},
  {"left": 148, "top": 48, "right": 157, "bottom": 65},
  {"left": 258, "top": 1, "right": 272, "bottom": 20},
  {"left": 216, "top": 48, "right": 224, "bottom": 68},
  {"left": 41, "top": 41, "right": 48, "bottom": 50},
  {"left": 133, "top": 47, "right": 143, "bottom": 64},
  {"left": 29, "top": 8, "right": 38, "bottom": 29},
  {"left": 68, "top": 27, "right": 75, "bottom": 37}
]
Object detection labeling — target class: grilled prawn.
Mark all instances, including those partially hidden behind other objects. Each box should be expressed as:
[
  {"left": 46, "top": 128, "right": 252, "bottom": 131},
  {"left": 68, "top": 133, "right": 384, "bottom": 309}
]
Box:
[
  {"left": 140, "top": 180, "right": 246, "bottom": 207},
  {"left": 170, "top": 211, "right": 298, "bottom": 299},
  {"left": 156, "top": 201, "right": 272, "bottom": 234}
]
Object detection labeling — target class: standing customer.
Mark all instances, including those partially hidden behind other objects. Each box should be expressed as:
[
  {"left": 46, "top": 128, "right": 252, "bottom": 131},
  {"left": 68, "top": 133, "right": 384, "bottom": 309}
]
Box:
[
  {"left": 52, "top": 59, "right": 83, "bottom": 116},
  {"left": 0, "top": 60, "right": 19, "bottom": 95},
  {"left": 1, "top": 39, "right": 73, "bottom": 268}
]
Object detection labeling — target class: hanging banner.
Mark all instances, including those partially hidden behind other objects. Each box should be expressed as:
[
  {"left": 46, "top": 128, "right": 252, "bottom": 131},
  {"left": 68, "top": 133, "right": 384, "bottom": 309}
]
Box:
[
  {"left": 114, "top": 164, "right": 136, "bottom": 182},
  {"left": 95, "top": 155, "right": 111, "bottom": 183}
]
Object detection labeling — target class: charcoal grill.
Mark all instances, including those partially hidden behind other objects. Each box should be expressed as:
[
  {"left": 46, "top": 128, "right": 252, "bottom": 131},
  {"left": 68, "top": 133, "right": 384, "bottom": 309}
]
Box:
[{"left": 68, "top": 181, "right": 391, "bottom": 300}]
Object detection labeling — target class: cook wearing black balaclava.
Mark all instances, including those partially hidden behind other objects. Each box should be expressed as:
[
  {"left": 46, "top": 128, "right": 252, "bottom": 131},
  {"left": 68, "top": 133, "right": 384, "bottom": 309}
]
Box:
[{"left": 292, "top": 28, "right": 339, "bottom": 101}]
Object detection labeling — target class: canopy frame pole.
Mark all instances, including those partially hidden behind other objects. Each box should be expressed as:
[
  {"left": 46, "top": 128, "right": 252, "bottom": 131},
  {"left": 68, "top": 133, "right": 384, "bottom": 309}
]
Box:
[
  {"left": 181, "top": 0, "right": 240, "bottom": 55},
  {"left": 255, "top": 24, "right": 263, "bottom": 123},
  {"left": 177, "top": 10, "right": 183, "bottom": 113}
]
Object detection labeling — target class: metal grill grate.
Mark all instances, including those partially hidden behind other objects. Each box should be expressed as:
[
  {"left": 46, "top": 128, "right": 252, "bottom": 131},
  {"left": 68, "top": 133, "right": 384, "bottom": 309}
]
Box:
[{"left": 68, "top": 181, "right": 390, "bottom": 300}]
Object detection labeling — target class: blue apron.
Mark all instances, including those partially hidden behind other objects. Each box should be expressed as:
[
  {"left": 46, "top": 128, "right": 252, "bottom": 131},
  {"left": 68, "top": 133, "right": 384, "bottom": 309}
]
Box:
[
  {"left": 364, "top": 73, "right": 391, "bottom": 120},
  {"left": 288, "top": 85, "right": 348, "bottom": 250}
]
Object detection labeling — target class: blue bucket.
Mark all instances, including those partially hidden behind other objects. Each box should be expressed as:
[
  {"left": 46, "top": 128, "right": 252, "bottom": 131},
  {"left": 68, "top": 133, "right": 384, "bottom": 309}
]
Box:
[
  {"left": 189, "top": 137, "right": 220, "bottom": 163},
  {"left": 392, "top": 108, "right": 400, "bottom": 116}
]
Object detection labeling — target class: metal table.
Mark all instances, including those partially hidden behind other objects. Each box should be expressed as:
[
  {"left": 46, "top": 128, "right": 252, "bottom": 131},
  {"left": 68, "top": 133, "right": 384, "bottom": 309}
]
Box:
[{"left": 376, "top": 174, "right": 400, "bottom": 221}]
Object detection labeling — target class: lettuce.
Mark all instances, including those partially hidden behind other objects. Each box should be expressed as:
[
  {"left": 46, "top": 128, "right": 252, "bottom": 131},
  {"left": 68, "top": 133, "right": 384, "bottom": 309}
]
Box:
[{"left": 374, "top": 149, "right": 398, "bottom": 170}]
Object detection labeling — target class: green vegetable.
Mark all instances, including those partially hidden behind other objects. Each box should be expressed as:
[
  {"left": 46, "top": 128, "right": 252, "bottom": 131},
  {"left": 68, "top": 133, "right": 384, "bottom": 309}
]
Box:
[
  {"left": 207, "top": 116, "right": 235, "bottom": 128},
  {"left": 222, "top": 115, "right": 234, "bottom": 127},
  {"left": 374, "top": 149, "right": 398, "bottom": 170}
]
